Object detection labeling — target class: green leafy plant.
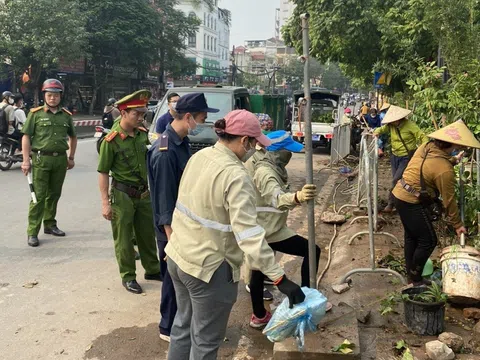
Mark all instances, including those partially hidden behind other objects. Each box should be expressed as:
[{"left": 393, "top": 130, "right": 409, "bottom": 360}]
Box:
[
  {"left": 411, "top": 282, "right": 448, "bottom": 303},
  {"left": 379, "top": 292, "right": 407, "bottom": 316},
  {"left": 332, "top": 339, "right": 355, "bottom": 354}
]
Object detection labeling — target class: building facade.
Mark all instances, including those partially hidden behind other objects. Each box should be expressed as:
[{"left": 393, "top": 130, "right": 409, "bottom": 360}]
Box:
[
  {"left": 279, "top": 0, "right": 295, "bottom": 39},
  {"left": 176, "top": 0, "right": 231, "bottom": 85}
]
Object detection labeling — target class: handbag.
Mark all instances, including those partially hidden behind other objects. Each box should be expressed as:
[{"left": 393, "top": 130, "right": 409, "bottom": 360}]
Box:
[
  {"left": 395, "top": 127, "right": 416, "bottom": 159},
  {"left": 418, "top": 149, "right": 443, "bottom": 221}
]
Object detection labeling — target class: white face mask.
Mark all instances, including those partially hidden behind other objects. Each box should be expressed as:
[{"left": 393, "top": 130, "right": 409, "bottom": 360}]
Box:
[
  {"left": 241, "top": 140, "right": 256, "bottom": 162},
  {"left": 8, "top": 97, "right": 14, "bottom": 105}
]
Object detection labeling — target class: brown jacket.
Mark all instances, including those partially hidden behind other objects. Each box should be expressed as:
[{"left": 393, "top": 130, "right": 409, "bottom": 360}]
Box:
[{"left": 392, "top": 142, "right": 462, "bottom": 228}]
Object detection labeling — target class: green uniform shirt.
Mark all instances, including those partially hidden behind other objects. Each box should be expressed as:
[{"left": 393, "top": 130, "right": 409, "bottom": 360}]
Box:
[
  {"left": 22, "top": 106, "right": 76, "bottom": 152},
  {"left": 97, "top": 121, "right": 149, "bottom": 185},
  {"left": 374, "top": 119, "right": 428, "bottom": 157}
]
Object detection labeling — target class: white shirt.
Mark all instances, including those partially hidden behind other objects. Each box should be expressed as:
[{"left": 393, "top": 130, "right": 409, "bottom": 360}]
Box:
[{"left": 13, "top": 106, "right": 27, "bottom": 131}]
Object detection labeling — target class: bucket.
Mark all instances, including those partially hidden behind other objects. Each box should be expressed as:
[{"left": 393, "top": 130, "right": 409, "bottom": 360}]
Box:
[
  {"left": 402, "top": 287, "right": 445, "bottom": 335},
  {"left": 440, "top": 245, "right": 480, "bottom": 305}
]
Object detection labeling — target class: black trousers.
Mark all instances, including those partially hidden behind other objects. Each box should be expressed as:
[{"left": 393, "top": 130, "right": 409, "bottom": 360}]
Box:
[
  {"left": 394, "top": 196, "right": 438, "bottom": 282},
  {"left": 250, "top": 234, "right": 321, "bottom": 318}
]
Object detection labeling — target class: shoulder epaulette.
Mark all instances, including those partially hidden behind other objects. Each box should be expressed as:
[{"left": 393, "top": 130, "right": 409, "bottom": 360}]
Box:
[
  {"left": 138, "top": 126, "right": 148, "bottom": 132},
  {"left": 30, "top": 106, "right": 43, "bottom": 113},
  {"left": 62, "top": 107, "right": 73, "bottom": 116},
  {"left": 105, "top": 131, "right": 119, "bottom": 142},
  {"left": 159, "top": 134, "right": 169, "bottom": 151}
]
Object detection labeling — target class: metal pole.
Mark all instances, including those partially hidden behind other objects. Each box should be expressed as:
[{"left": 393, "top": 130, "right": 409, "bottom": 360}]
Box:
[
  {"left": 460, "top": 161, "right": 465, "bottom": 247},
  {"left": 301, "top": 13, "right": 316, "bottom": 289},
  {"left": 373, "top": 137, "right": 379, "bottom": 231}
]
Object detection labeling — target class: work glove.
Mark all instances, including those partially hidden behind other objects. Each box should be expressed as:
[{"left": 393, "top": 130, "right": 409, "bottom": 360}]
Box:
[
  {"left": 296, "top": 184, "right": 317, "bottom": 203},
  {"left": 276, "top": 275, "right": 306, "bottom": 308}
]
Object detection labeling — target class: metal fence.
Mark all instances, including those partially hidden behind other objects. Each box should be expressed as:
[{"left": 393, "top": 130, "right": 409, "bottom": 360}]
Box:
[
  {"left": 337, "top": 135, "right": 406, "bottom": 286},
  {"left": 330, "top": 124, "right": 351, "bottom": 165}
]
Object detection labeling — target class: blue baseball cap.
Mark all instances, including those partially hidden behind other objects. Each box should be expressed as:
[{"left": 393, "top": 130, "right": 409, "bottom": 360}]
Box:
[
  {"left": 266, "top": 130, "right": 304, "bottom": 152},
  {"left": 174, "top": 93, "right": 219, "bottom": 113}
]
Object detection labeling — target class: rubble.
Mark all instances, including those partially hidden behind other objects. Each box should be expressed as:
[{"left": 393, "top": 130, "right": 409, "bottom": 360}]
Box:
[
  {"left": 356, "top": 309, "right": 371, "bottom": 324},
  {"left": 425, "top": 340, "right": 455, "bottom": 360},
  {"left": 474, "top": 321, "right": 480, "bottom": 336},
  {"left": 321, "top": 211, "right": 346, "bottom": 224},
  {"left": 332, "top": 283, "right": 351, "bottom": 294},
  {"left": 438, "top": 332, "right": 464, "bottom": 353},
  {"left": 463, "top": 308, "right": 480, "bottom": 320}
]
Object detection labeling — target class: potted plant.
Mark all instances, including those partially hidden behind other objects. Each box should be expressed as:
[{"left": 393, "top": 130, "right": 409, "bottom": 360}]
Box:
[{"left": 402, "top": 282, "right": 447, "bottom": 335}]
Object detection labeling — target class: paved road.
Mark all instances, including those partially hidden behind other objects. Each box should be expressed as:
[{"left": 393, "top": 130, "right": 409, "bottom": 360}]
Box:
[{"left": 0, "top": 139, "right": 333, "bottom": 360}]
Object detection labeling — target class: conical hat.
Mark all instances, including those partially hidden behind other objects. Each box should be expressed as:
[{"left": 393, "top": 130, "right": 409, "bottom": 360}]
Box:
[
  {"left": 381, "top": 105, "right": 411, "bottom": 125},
  {"left": 428, "top": 120, "right": 480, "bottom": 148},
  {"left": 380, "top": 102, "right": 391, "bottom": 111}
]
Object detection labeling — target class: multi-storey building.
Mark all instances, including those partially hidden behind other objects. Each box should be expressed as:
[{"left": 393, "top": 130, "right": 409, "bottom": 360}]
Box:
[{"left": 176, "top": 0, "right": 231, "bottom": 84}]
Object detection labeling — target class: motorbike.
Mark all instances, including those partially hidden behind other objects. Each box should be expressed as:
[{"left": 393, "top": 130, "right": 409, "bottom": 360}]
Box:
[
  {"left": 0, "top": 134, "right": 23, "bottom": 171},
  {"left": 94, "top": 126, "right": 110, "bottom": 154}
]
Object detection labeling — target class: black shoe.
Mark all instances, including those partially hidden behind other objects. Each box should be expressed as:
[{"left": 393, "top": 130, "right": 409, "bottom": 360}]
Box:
[
  {"left": 122, "top": 280, "right": 143, "bottom": 294},
  {"left": 144, "top": 273, "right": 163, "bottom": 281},
  {"left": 44, "top": 225, "right": 66, "bottom": 237},
  {"left": 28, "top": 236, "right": 39, "bottom": 247}
]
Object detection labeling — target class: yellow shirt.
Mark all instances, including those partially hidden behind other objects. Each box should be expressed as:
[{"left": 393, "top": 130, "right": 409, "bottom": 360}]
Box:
[
  {"left": 374, "top": 120, "right": 428, "bottom": 157},
  {"left": 165, "top": 142, "right": 285, "bottom": 283},
  {"left": 392, "top": 142, "right": 462, "bottom": 228}
]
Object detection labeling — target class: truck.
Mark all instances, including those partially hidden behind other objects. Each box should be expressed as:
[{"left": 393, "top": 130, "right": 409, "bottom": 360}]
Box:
[
  {"left": 291, "top": 89, "right": 341, "bottom": 150},
  {"left": 147, "top": 86, "right": 251, "bottom": 152}
]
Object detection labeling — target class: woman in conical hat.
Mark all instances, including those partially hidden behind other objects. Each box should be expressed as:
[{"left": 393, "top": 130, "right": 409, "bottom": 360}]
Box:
[
  {"left": 392, "top": 120, "right": 479, "bottom": 286},
  {"left": 374, "top": 105, "right": 428, "bottom": 213}
]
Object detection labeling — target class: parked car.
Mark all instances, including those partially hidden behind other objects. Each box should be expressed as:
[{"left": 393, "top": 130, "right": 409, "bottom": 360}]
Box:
[
  {"left": 148, "top": 86, "right": 251, "bottom": 153},
  {"left": 147, "top": 99, "right": 159, "bottom": 112}
]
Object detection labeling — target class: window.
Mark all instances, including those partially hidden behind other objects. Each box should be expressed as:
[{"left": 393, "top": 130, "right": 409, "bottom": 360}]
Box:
[
  {"left": 207, "top": 36, "right": 210, "bottom": 50},
  {"left": 204, "top": 13, "right": 206, "bottom": 25},
  {"left": 207, "top": 14, "right": 210, "bottom": 28},
  {"left": 214, "top": 38, "right": 217, "bottom": 52},
  {"left": 188, "top": 33, "right": 196, "bottom": 48},
  {"left": 214, "top": 19, "right": 217, "bottom": 30},
  {"left": 204, "top": 34, "right": 206, "bottom": 49}
]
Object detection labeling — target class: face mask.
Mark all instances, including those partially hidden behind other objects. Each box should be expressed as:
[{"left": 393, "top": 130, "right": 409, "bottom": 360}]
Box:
[
  {"left": 371, "top": 114, "right": 377, "bottom": 118},
  {"left": 8, "top": 98, "right": 14, "bottom": 105},
  {"left": 187, "top": 116, "right": 204, "bottom": 136},
  {"left": 241, "top": 141, "right": 256, "bottom": 162}
]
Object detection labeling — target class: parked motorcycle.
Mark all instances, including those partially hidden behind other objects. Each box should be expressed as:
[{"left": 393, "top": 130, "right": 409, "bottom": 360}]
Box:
[
  {"left": 0, "top": 134, "right": 23, "bottom": 170},
  {"left": 94, "top": 126, "right": 110, "bottom": 154}
]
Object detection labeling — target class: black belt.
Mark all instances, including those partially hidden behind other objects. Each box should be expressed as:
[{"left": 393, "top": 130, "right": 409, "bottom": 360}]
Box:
[
  {"left": 32, "top": 150, "right": 66, "bottom": 157},
  {"left": 400, "top": 178, "right": 420, "bottom": 197},
  {"left": 112, "top": 179, "right": 149, "bottom": 199}
]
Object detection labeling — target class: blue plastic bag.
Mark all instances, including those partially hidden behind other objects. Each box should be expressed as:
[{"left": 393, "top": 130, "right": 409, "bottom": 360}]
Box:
[{"left": 262, "top": 287, "right": 328, "bottom": 350}]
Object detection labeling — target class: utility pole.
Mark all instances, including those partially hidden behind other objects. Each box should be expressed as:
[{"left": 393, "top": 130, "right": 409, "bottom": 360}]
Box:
[{"left": 301, "top": 13, "right": 316, "bottom": 289}]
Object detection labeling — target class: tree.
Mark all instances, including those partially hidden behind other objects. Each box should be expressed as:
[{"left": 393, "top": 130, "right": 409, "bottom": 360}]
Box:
[{"left": 0, "top": 0, "right": 88, "bottom": 105}]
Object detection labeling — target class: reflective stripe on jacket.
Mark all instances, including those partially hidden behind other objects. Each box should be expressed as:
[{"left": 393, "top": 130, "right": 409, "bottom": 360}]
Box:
[{"left": 165, "top": 142, "right": 284, "bottom": 283}]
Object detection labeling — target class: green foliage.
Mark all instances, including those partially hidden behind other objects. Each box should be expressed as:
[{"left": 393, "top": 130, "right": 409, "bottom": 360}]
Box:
[
  {"left": 332, "top": 339, "right": 355, "bottom": 354},
  {"left": 411, "top": 282, "right": 448, "bottom": 303},
  {"left": 379, "top": 292, "right": 406, "bottom": 316},
  {"left": 0, "top": 0, "right": 88, "bottom": 100}
]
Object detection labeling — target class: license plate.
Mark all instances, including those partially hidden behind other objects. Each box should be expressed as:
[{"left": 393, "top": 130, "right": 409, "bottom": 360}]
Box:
[
  {"left": 94, "top": 132, "right": 103, "bottom": 138},
  {"left": 312, "top": 135, "right": 320, "bottom": 141}
]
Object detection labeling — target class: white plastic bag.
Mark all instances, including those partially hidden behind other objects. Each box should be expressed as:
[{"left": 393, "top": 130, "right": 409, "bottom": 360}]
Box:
[{"left": 262, "top": 287, "right": 327, "bottom": 350}]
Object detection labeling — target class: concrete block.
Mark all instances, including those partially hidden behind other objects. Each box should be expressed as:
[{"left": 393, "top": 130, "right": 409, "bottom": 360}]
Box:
[{"left": 273, "top": 302, "right": 360, "bottom": 359}]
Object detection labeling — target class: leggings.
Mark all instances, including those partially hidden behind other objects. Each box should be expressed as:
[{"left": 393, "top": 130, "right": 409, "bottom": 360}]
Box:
[
  {"left": 250, "top": 234, "right": 321, "bottom": 318},
  {"left": 394, "top": 196, "right": 438, "bottom": 283}
]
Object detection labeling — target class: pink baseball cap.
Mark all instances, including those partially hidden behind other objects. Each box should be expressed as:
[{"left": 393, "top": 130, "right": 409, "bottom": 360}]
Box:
[{"left": 222, "top": 110, "right": 272, "bottom": 147}]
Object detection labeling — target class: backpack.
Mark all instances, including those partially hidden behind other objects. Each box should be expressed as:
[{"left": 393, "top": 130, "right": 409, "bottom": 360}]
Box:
[
  {"left": 0, "top": 104, "right": 8, "bottom": 134},
  {"left": 102, "top": 111, "right": 114, "bottom": 128}
]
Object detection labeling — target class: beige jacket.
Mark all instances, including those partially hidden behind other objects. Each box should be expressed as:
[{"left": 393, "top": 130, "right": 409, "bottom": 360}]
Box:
[
  {"left": 244, "top": 149, "right": 297, "bottom": 243},
  {"left": 165, "top": 142, "right": 285, "bottom": 283}
]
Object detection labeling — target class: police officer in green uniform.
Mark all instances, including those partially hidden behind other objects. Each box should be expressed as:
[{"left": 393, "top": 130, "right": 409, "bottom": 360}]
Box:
[
  {"left": 21, "top": 79, "right": 77, "bottom": 247},
  {"left": 97, "top": 89, "right": 161, "bottom": 294}
]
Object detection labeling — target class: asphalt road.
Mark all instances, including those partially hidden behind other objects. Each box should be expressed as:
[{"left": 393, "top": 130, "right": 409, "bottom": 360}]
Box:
[{"left": 0, "top": 138, "right": 333, "bottom": 360}]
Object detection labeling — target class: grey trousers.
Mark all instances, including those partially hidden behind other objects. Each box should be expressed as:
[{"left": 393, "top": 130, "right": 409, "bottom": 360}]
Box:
[{"left": 167, "top": 259, "right": 238, "bottom": 360}]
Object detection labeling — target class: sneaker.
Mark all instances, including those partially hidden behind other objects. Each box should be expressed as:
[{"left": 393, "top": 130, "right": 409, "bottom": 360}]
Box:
[
  {"left": 159, "top": 333, "right": 170, "bottom": 343},
  {"left": 249, "top": 311, "right": 272, "bottom": 329},
  {"left": 245, "top": 284, "right": 274, "bottom": 301}
]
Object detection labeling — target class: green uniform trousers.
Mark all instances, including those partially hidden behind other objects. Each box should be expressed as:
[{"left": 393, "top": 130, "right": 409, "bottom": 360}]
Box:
[
  {"left": 27, "top": 153, "right": 67, "bottom": 236},
  {"left": 111, "top": 187, "right": 160, "bottom": 281}
]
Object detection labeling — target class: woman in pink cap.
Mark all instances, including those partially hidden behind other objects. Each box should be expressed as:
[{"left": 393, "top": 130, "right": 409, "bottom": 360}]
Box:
[{"left": 164, "top": 109, "right": 305, "bottom": 360}]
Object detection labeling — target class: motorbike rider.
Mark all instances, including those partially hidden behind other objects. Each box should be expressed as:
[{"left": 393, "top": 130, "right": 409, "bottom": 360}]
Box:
[
  {"left": 10, "top": 94, "right": 26, "bottom": 148},
  {"left": 1, "top": 91, "right": 15, "bottom": 135},
  {"left": 102, "top": 98, "right": 120, "bottom": 129}
]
